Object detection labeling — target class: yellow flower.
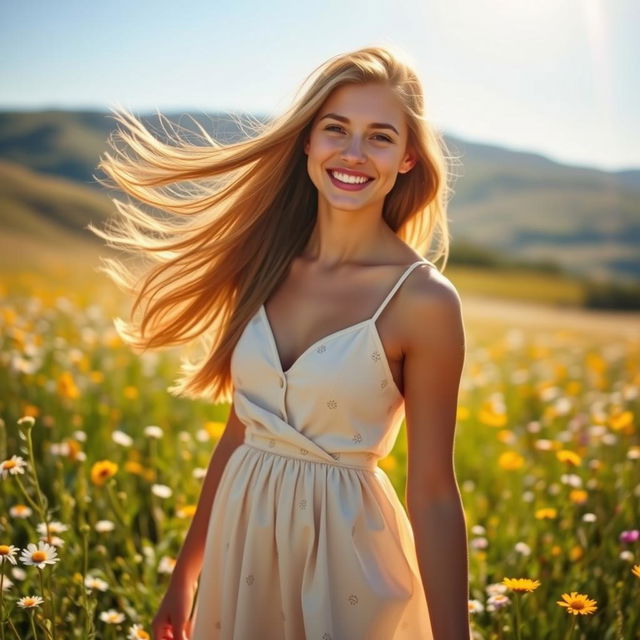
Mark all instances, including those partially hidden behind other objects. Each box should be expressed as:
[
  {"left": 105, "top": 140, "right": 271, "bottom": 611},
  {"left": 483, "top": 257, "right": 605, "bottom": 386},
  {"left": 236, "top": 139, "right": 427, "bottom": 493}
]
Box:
[
  {"left": 478, "top": 402, "right": 507, "bottom": 427},
  {"left": 556, "top": 450, "right": 581, "bottom": 466},
  {"left": 551, "top": 545, "right": 562, "bottom": 557},
  {"left": 565, "top": 381, "right": 582, "bottom": 396},
  {"left": 143, "top": 468, "right": 157, "bottom": 482},
  {"left": 177, "top": 505, "right": 197, "bottom": 519},
  {"left": 610, "top": 409, "right": 634, "bottom": 433},
  {"left": 379, "top": 455, "right": 397, "bottom": 471},
  {"left": 497, "top": 430, "right": 515, "bottom": 444},
  {"left": 498, "top": 451, "right": 525, "bottom": 470},
  {"left": 57, "top": 372, "right": 79, "bottom": 399},
  {"left": 502, "top": 577, "right": 541, "bottom": 593},
  {"left": 123, "top": 385, "right": 139, "bottom": 400},
  {"left": 204, "top": 421, "right": 226, "bottom": 440},
  {"left": 632, "top": 564, "right": 640, "bottom": 578},
  {"left": 569, "top": 489, "right": 588, "bottom": 505},
  {"left": 585, "top": 352, "right": 606, "bottom": 374},
  {"left": 456, "top": 406, "right": 470, "bottom": 421},
  {"left": 124, "top": 461, "right": 144, "bottom": 475},
  {"left": 89, "top": 370, "right": 105, "bottom": 384},
  {"left": 535, "top": 508, "right": 557, "bottom": 520},
  {"left": 557, "top": 591, "right": 597, "bottom": 615},
  {"left": 569, "top": 545, "right": 583, "bottom": 561},
  {"left": 90, "top": 460, "right": 118, "bottom": 486}
]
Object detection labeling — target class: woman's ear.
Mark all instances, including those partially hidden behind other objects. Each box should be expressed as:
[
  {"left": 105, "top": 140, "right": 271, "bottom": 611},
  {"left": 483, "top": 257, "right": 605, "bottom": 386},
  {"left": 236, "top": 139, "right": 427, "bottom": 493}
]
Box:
[{"left": 398, "top": 149, "right": 417, "bottom": 174}]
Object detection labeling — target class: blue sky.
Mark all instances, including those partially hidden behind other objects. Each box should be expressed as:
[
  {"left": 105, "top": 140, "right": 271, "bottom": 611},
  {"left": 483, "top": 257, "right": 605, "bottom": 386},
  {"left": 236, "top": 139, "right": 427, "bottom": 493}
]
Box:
[{"left": 1, "top": 0, "right": 638, "bottom": 171}]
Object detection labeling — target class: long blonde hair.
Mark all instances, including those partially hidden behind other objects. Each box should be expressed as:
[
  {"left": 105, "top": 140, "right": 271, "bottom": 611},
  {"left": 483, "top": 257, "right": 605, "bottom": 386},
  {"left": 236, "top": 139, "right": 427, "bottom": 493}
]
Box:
[{"left": 89, "top": 45, "right": 457, "bottom": 405}]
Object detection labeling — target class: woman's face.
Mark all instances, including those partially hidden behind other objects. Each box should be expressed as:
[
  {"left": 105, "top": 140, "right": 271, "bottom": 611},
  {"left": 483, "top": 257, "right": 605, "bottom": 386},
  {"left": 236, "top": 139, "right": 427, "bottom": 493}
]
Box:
[{"left": 304, "top": 82, "right": 416, "bottom": 214}]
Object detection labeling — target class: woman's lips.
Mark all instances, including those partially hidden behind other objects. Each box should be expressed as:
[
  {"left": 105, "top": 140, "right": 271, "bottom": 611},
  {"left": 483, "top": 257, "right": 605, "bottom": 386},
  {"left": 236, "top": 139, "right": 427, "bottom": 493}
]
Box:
[{"left": 325, "top": 169, "right": 374, "bottom": 191}]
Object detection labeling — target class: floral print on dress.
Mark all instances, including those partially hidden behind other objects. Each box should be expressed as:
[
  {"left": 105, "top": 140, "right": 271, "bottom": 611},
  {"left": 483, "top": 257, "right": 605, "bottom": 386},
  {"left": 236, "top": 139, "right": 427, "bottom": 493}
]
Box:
[
  {"left": 380, "top": 379, "right": 388, "bottom": 389},
  {"left": 268, "top": 438, "right": 276, "bottom": 448},
  {"left": 245, "top": 574, "right": 254, "bottom": 585},
  {"left": 347, "top": 594, "right": 359, "bottom": 605},
  {"left": 316, "top": 344, "right": 327, "bottom": 353},
  {"left": 352, "top": 432, "right": 362, "bottom": 443},
  {"left": 298, "top": 499, "right": 307, "bottom": 510},
  {"left": 371, "top": 350, "right": 381, "bottom": 361},
  {"left": 326, "top": 399, "right": 337, "bottom": 409},
  {"left": 300, "top": 447, "right": 309, "bottom": 456}
]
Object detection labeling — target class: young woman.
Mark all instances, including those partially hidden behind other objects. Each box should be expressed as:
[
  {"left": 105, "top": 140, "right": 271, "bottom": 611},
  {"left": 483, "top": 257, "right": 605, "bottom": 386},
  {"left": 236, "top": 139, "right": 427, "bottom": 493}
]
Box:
[{"left": 92, "top": 45, "right": 469, "bottom": 640}]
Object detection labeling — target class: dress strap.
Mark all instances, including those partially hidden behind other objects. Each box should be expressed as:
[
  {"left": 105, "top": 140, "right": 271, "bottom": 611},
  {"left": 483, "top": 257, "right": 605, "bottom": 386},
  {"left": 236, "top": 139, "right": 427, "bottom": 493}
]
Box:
[{"left": 371, "top": 259, "right": 432, "bottom": 322}]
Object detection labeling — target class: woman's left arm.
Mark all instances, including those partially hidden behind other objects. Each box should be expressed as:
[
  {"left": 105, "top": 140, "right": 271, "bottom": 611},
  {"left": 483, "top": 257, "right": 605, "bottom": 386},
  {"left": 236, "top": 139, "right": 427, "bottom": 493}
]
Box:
[{"left": 402, "top": 275, "right": 470, "bottom": 640}]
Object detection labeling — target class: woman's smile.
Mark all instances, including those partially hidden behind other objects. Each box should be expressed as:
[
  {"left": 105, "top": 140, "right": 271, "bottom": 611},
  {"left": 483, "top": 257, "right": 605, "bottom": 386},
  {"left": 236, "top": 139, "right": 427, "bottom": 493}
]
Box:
[{"left": 326, "top": 168, "right": 374, "bottom": 191}]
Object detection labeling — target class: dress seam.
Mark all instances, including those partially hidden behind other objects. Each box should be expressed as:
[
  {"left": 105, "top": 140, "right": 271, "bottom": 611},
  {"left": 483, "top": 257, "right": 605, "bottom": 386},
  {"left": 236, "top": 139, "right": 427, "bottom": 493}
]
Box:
[{"left": 242, "top": 442, "right": 377, "bottom": 474}]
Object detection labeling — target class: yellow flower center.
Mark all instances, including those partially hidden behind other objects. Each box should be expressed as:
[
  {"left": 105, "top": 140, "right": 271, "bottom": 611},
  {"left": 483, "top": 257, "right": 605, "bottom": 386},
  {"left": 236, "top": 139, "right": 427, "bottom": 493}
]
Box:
[
  {"left": 3, "top": 460, "right": 16, "bottom": 470},
  {"left": 0, "top": 545, "right": 10, "bottom": 555},
  {"left": 32, "top": 551, "right": 47, "bottom": 562}
]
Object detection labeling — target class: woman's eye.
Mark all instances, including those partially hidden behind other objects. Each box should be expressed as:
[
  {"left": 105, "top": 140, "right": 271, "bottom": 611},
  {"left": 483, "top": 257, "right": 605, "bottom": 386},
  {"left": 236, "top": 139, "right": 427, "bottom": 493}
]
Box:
[{"left": 324, "top": 125, "right": 392, "bottom": 143}]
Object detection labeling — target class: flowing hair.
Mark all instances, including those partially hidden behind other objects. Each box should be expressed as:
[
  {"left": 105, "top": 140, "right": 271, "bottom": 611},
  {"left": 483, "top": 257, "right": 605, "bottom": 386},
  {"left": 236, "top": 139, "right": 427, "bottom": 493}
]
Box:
[{"left": 89, "top": 44, "right": 458, "bottom": 405}]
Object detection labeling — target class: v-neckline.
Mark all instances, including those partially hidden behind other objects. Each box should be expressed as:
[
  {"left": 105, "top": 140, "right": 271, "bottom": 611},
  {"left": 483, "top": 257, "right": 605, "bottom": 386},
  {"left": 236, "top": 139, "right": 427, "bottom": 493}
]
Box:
[{"left": 260, "top": 303, "right": 373, "bottom": 375}]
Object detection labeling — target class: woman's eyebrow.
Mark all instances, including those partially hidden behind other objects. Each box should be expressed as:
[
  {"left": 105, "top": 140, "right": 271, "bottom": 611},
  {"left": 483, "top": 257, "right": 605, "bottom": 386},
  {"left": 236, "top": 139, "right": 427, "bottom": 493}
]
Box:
[{"left": 318, "top": 113, "right": 399, "bottom": 136}]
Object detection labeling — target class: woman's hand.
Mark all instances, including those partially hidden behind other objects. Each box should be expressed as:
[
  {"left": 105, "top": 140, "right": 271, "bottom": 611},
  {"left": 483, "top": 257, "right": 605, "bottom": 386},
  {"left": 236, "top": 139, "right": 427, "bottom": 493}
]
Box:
[{"left": 151, "top": 571, "right": 198, "bottom": 640}]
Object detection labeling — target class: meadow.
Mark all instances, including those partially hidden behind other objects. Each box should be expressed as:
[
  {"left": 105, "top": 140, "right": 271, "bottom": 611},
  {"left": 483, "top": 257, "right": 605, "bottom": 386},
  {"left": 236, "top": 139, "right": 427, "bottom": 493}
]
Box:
[{"left": 1, "top": 266, "right": 639, "bottom": 640}]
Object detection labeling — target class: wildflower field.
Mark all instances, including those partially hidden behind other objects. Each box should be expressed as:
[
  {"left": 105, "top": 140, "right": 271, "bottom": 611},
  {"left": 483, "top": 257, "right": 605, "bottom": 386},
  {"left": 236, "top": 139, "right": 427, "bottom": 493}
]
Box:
[{"left": 1, "top": 269, "right": 639, "bottom": 640}]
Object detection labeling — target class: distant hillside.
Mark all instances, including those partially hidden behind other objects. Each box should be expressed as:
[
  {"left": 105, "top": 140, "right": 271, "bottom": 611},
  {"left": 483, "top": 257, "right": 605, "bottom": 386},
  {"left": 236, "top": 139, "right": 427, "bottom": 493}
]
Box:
[
  {"left": 0, "top": 159, "right": 112, "bottom": 242},
  {"left": 1, "top": 108, "right": 639, "bottom": 283}
]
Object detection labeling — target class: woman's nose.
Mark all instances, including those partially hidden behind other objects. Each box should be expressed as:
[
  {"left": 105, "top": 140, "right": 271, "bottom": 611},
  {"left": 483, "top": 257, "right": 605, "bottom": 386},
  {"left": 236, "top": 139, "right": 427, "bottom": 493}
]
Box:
[{"left": 340, "top": 136, "right": 367, "bottom": 163}]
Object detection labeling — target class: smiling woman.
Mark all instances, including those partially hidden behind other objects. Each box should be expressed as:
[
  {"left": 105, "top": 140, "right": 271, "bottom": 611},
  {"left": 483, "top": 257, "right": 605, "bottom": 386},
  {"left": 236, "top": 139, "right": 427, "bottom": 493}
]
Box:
[{"left": 89, "top": 45, "right": 468, "bottom": 640}]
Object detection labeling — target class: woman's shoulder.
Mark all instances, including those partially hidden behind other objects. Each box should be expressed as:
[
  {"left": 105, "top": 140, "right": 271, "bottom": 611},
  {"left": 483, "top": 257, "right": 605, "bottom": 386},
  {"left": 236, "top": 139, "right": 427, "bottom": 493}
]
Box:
[{"left": 401, "top": 260, "right": 463, "bottom": 335}]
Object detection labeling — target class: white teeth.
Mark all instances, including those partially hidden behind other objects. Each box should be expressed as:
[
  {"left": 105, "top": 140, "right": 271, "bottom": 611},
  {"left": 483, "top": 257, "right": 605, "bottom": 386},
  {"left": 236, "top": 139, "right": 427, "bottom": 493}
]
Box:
[{"left": 330, "top": 170, "right": 370, "bottom": 184}]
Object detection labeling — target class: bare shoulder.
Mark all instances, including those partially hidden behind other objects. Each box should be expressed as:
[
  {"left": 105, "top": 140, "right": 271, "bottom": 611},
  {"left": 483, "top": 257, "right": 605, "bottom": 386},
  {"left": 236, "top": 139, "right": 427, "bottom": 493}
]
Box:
[{"left": 401, "top": 264, "right": 465, "bottom": 354}]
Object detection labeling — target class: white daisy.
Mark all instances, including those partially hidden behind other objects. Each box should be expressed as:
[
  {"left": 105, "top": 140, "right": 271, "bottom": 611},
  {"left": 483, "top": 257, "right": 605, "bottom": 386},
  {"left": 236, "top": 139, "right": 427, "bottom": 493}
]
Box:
[
  {"left": 151, "top": 484, "right": 172, "bottom": 499},
  {"left": 128, "top": 623, "right": 150, "bottom": 639},
  {"left": 37, "top": 521, "right": 69, "bottom": 536},
  {"left": 95, "top": 520, "right": 115, "bottom": 533},
  {"left": 158, "top": 556, "right": 176, "bottom": 574},
  {"left": 100, "top": 609, "right": 125, "bottom": 624},
  {"left": 487, "top": 594, "right": 511, "bottom": 611},
  {"left": 19, "top": 541, "right": 60, "bottom": 568},
  {"left": 9, "top": 504, "right": 33, "bottom": 518},
  {"left": 85, "top": 575, "right": 109, "bottom": 591},
  {"left": 468, "top": 599, "right": 484, "bottom": 614},
  {"left": 39, "top": 535, "right": 65, "bottom": 548},
  {"left": 1, "top": 455, "right": 27, "bottom": 479},
  {"left": 0, "top": 544, "right": 19, "bottom": 565},
  {"left": 486, "top": 582, "right": 508, "bottom": 597},
  {"left": 17, "top": 595, "right": 43, "bottom": 608},
  {"left": 11, "top": 567, "right": 27, "bottom": 581},
  {"left": 144, "top": 425, "right": 163, "bottom": 439},
  {"left": 514, "top": 542, "right": 531, "bottom": 556},
  {"left": 112, "top": 430, "right": 133, "bottom": 447},
  {"left": 16, "top": 416, "right": 36, "bottom": 427}
]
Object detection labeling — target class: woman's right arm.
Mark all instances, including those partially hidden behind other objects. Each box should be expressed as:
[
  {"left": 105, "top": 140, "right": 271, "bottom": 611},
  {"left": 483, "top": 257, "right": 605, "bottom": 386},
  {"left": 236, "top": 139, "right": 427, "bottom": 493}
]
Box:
[{"left": 170, "top": 401, "right": 246, "bottom": 585}]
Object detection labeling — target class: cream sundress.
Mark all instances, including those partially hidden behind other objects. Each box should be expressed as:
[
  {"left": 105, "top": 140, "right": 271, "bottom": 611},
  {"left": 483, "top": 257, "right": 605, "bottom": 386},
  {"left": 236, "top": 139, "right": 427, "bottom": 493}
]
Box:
[{"left": 190, "top": 259, "right": 434, "bottom": 640}]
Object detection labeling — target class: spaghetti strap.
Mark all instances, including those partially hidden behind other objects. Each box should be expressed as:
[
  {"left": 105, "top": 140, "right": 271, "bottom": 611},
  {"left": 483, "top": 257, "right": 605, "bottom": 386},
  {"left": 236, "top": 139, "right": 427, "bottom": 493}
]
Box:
[{"left": 371, "top": 259, "right": 432, "bottom": 322}]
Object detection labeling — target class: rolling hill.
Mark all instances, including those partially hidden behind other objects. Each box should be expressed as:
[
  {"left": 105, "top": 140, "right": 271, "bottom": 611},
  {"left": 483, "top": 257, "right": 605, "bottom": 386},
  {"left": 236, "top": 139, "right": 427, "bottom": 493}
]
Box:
[{"left": 1, "top": 109, "right": 639, "bottom": 284}]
